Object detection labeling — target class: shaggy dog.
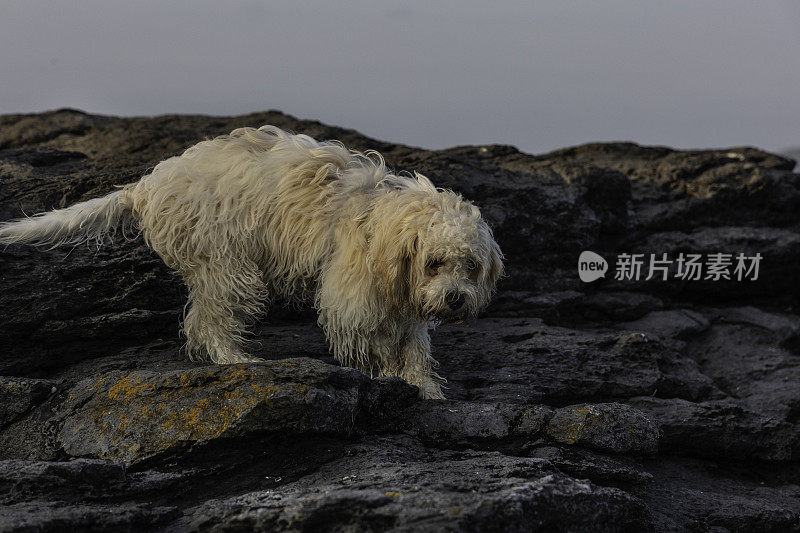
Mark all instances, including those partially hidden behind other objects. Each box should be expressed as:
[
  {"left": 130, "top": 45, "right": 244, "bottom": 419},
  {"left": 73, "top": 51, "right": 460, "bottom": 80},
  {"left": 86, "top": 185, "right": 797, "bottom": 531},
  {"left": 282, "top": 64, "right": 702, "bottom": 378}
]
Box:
[{"left": 0, "top": 126, "right": 503, "bottom": 399}]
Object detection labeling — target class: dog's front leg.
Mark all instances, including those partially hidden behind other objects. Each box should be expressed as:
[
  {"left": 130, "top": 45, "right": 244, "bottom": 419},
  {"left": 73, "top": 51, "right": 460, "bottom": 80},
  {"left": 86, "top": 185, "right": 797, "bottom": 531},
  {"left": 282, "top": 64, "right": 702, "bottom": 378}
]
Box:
[
  {"left": 364, "top": 322, "right": 443, "bottom": 399},
  {"left": 396, "top": 324, "right": 445, "bottom": 400}
]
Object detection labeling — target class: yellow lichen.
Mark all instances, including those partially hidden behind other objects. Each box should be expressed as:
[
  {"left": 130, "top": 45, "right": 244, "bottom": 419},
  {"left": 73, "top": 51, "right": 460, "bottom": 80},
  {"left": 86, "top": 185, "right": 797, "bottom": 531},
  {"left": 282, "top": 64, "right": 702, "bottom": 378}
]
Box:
[
  {"left": 107, "top": 375, "right": 155, "bottom": 400},
  {"left": 88, "top": 370, "right": 290, "bottom": 460}
]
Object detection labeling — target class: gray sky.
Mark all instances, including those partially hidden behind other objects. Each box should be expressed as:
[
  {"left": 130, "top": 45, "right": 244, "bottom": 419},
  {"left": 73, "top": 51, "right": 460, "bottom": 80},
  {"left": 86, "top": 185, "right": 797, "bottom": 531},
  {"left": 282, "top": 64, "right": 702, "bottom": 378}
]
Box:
[{"left": 1, "top": 1, "right": 799, "bottom": 154}]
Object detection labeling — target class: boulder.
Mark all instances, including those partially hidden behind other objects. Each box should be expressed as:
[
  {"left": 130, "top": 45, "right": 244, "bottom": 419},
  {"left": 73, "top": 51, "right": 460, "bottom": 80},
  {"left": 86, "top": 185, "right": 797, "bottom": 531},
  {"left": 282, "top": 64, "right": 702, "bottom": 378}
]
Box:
[
  {"left": 2, "top": 109, "right": 800, "bottom": 531},
  {"left": 55, "top": 359, "right": 416, "bottom": 465},
  {"left": 546, "top": 403, "right": 659, "bottom": 455}
]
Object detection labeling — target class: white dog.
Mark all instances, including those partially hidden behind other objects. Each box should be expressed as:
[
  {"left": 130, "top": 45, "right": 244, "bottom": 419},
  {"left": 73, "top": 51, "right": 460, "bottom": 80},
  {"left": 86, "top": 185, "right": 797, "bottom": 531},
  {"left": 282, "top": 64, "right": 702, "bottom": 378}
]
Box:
[{"left": 0, "top": 126, "right": 503, "bottom": 399}]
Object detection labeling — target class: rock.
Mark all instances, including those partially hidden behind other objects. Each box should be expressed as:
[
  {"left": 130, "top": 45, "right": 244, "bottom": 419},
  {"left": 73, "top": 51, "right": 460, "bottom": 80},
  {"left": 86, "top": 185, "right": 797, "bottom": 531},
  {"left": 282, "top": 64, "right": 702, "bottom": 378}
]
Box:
[
  {"left": 2, "top": 109, "right": 800, "bottom": 529},
  {"left": 627, "top": 226, "right": 800, "bottom": 302},
  {"left": 433, "top": 318, "right": 661, "bottom": 403},
  {"left": 649, "top": 348, "right": 723, "bottom": 402},
  {"left": 713, "top": 306, "right": 800, "bottom": 340},
  {"left": 546, "top": 403, "right": 659, "bottom": 455},
  {"left": 445, "top": 145, "right": 633, "bottom": 236},
  {"left": 405, "top": 401, "right": 522, "bottom": 445},
  {"left": 55, "top": 359, "right": 416, "bottom": 465},
  {"left": 0, "top": 502, "right": 179, "bottom": 533},
  {"left": 529, "top": 446, "right": 654, "bottom": 486},
  {"left": 0, "top": 457, "right": 184, "bottom": 531},
  {"left": 403, "top": 400, "right": 659, "bottom": 459},
  {"left": 404, "top": 401, "right": 553, "bottom": 449},
  {"left": 617, "top": 310, "right": 722, "bottom": 401},
  {"left": 629, "top": 397, "right": 799, "bottom": 461},
  {"left": 515, "top": 405, "right": 557, "bottom": 438},
  {"left": 176, "top": 437, "right": 654, "bottom": 532},
  {"left": 619, "top": 309, "right": 710, "bottom": 342},
  {"left": 578, "top": 291, "right": 665, "bottom": 322},
  {"left": 536, "top": 142, "right": 800, "bottom": 232},
  {"left": 486, "top": 290, "right": 584, "bottom": 323},
  {"left": 642, "top": 457, "right": 800, "bottom": 532},
  {"left": 0, "top": 459, "right": 126, "bottom": 501},
  {"left": 0, "top": 242, "right": 185, "bottom": 376},
  {"left": 687, "top": 319, "right": 798, "bottom": 405},
  {"left": 543, "top": 162, "right": 632, "bottom": 234},
  {"left": 0, "top": 377, "right": 56, "bottom": 429}
]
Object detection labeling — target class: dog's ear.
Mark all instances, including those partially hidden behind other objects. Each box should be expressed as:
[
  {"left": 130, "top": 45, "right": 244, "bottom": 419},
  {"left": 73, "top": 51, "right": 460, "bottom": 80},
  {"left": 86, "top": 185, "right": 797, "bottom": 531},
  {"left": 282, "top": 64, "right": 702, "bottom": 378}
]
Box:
[
  {"left": 487, "top": 239, "right": 504, "bottom": 290},
  {"left": 391, "top": 235, "right": 418, "bottom": 308},
  {"left": 368, "top": 211, "right": 420, "bottom": 312}
]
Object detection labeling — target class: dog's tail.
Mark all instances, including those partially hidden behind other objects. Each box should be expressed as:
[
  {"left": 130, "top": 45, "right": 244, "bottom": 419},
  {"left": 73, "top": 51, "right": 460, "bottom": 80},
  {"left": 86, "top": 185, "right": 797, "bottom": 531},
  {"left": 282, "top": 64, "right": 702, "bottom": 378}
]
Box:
[{"left": 0, "top": 189, "right": 134, "bottom": 248}]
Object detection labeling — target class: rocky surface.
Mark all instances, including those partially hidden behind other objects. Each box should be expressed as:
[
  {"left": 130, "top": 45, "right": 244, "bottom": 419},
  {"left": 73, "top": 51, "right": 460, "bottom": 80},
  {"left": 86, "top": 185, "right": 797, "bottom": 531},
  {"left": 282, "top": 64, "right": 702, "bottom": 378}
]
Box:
[{"left": 1, "top": 109, "right": 800, "bottom": 531}]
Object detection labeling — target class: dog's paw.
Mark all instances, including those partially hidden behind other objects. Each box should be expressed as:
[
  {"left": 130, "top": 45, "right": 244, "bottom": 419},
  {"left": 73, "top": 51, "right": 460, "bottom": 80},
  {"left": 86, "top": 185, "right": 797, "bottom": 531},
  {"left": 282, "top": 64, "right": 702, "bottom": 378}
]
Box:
[
  {"left": 236, "top": 352, "right": 266, "bottom": 363},
  {"left": 419, "top": 379, "right": 446, "bottom": 400},
  {"left": 216, "top": 352, "right": 266, "bottom": 364}
]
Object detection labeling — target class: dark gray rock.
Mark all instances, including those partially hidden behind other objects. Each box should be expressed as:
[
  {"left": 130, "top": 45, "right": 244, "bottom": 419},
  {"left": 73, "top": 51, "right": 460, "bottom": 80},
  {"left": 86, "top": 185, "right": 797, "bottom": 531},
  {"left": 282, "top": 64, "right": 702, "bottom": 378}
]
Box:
[
  {"left": 432, "top": 318, "right": 661, "bottom": 403},
  {"left": 403, "top": 400, "right": 553, "bottom": 450},
  {"left": 0, "top": 376, "right": 55, "bottom": 428},
  {"left": 642, "top": 457, "right": 800, "bottom": 532},
  {"left": 619, "top": 309, "right": 710, "bottom": 343},
  {"left": 2, "top": 109, "right": 800, "bottom": 531},
  {"left": 0, "top": 502, "right": 178, "bottom": 533},
  {"left": 629, "top": 397, "right": 799, "bottom": 461},
  {"left": 546, "top": 403, "right": 659, "bottom": 455},
  {"left": 176, "top": 437, "right": 654, "bottom": 532},
  {"left": 0, "top": 458, "right": 126, "bottom": 503},
  {"left": 575, "top": 291, "right": 665, "bottom": 323},
  {"left": 0, "top": 457, "right": 184, "bottom": 531},
  {"left": 486, "top": 290, "right": 584, "bottom": 322},
  {"left": 626, "top": 226, "right": 800, "bottom": 302},
  {"left": 55, "top": 359, "right": 416, "bottom": 465},
  {"left": 529, "top": 446, "right": 654, "bottom": 486},
  {"left": 405, "top": 401, "right": 525, "bottom": 445},
  {"left": 617, "top": 310, "right": 722, "bottom": 401},
  {"left": 536, "top": 142, "right": 800, "bottom": 232}
]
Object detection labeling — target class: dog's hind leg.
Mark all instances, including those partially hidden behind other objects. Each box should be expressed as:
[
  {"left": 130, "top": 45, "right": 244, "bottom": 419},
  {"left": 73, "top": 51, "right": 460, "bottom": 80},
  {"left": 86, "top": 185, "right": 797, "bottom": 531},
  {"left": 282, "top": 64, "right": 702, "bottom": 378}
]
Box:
[{"left": 180, "top": 257, "right": 268, "bottom": 364}]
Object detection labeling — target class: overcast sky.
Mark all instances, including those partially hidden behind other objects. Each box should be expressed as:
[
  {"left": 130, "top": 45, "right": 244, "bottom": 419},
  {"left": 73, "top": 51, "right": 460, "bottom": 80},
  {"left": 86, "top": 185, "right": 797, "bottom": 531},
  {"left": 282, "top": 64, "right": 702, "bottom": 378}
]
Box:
[{"left": 1, "top": 1, "right": 799, "bottom": 154}]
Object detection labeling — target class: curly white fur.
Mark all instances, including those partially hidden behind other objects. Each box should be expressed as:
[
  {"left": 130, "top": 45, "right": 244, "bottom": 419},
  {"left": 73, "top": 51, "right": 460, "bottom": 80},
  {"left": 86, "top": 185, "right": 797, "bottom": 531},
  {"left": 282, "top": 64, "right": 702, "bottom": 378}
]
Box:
[{"left": 0, "top": 126, "right": 503, "bottom": 399}]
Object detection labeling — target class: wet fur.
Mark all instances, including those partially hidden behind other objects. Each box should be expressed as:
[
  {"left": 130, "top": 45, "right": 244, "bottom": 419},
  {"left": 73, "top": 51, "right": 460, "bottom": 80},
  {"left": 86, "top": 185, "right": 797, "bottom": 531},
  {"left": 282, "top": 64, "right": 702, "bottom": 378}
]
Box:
[{"left": 0, "top": 126, "right": 503, "bottom": 398}]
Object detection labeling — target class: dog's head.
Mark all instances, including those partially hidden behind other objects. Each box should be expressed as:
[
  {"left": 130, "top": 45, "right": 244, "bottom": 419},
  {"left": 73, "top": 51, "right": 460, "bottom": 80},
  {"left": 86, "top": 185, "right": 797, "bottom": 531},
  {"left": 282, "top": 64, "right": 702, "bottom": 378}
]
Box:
[{"left": 369, "top": 177, "right": 504, "bottom": 323}]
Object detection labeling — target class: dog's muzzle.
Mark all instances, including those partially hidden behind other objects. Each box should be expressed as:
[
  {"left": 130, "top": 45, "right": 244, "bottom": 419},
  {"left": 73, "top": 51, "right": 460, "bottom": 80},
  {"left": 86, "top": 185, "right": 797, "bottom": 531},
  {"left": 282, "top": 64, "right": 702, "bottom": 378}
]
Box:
[
  {"left": 431, "top": 290, "right": 469, "bottom": 323},
  {"left": 445, "top": 290, "right": 466, "bottom": 311}
]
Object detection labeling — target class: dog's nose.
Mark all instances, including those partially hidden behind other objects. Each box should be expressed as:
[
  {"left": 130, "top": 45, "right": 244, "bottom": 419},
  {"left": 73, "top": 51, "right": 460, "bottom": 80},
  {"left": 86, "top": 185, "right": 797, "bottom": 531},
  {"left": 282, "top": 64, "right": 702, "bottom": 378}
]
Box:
[{"left": 446, "top": 291, "right": 466, "bottom": 310}]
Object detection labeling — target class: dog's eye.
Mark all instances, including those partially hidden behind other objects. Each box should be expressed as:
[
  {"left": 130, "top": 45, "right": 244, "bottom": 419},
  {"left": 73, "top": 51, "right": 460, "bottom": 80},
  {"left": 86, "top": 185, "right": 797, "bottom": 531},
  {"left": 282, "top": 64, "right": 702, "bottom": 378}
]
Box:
[
  {"left": 426, "top": 258, "right": 444, "bottom": 276},
  {"left": 466, "top": 258, "right": 480, "bottom": 280}
]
